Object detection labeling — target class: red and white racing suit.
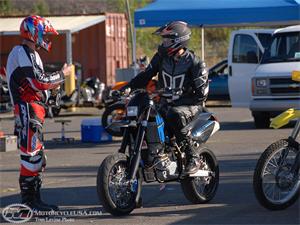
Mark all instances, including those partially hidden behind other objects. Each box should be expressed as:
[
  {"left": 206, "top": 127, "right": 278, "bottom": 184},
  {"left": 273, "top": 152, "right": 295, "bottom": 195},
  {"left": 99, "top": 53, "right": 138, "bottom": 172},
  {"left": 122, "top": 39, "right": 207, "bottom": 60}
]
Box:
[{"left": 6, "top": 44, "right": 63, "bottom": 177}]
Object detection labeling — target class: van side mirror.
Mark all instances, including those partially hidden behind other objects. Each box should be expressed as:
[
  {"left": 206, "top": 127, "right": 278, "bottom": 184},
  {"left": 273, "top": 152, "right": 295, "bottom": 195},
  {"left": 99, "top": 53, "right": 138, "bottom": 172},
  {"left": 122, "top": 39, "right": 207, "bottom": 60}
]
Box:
[{"left": 247, "top": 51, "right": 258, "bottom": 63}]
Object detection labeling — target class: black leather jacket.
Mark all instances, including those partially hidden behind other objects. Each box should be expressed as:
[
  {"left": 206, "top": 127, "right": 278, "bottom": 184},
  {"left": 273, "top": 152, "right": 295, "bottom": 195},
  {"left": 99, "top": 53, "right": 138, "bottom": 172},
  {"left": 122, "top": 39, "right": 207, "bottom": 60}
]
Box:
[{"left": 129, "top": 49, "right": 209, "bottom": 106}]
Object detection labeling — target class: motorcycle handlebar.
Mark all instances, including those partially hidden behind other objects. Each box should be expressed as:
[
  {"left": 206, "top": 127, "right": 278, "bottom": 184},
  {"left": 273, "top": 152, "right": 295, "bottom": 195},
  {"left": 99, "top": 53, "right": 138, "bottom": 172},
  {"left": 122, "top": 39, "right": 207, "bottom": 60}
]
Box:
[
  {"left": 128, "top": 87, "right": 183, "bottom": 101},
  {"left": 148, "top": 88, "right": 183, "bottom": 99}
]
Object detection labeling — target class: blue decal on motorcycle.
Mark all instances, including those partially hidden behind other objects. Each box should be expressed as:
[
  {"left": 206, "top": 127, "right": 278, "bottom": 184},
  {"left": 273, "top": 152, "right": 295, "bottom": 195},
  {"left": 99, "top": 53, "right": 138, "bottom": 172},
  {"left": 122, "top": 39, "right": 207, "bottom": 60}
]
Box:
[
  {"left": 156, "top": 114, "right": 165, "bottom": 143},
  {"left": 131, "top": 179, "right": 138, "bottom": 192},
  {"left": 140, "top": 159, "right": 145, "bottom": 168}
]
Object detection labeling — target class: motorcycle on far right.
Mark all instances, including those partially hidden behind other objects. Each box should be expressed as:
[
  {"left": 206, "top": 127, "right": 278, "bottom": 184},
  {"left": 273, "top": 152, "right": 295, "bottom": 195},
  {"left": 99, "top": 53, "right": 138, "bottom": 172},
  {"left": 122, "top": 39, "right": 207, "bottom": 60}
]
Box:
[{"left": 253, "top": 71, "right": 300, "bottom": 210}]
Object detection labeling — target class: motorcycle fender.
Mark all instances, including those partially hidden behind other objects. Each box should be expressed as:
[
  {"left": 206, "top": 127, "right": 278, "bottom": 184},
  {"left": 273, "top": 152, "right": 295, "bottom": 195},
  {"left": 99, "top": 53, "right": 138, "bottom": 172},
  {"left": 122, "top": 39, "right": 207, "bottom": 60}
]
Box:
[{"left": 270, "top": 109, "right": 300, "bottom": 129}]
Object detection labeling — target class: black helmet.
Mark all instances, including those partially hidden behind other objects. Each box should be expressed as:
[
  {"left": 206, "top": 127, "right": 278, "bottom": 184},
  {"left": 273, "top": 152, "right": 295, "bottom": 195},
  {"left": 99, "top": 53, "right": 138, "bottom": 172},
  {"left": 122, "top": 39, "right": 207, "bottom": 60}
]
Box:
[{"left": 153, "top": 21, "right": 191, "bottom": 57}]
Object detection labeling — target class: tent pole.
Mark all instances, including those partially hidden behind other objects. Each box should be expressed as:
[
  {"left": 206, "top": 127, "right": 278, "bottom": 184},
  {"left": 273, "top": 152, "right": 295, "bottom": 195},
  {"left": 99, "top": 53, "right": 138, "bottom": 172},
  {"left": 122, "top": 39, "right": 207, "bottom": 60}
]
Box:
[{"left": 201, "top": 26, "right": 205, "bottom": 60}]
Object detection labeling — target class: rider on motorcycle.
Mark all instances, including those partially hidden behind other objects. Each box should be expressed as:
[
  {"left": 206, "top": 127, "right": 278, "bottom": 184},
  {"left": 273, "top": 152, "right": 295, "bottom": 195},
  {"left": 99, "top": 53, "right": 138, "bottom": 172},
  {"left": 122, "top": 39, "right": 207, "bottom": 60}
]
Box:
[
  {"left": 124, "top": 21, "right": 209, "bottom": 174},
  {"left": 6, "top": 15, "right": 71, "bottom": 211}
]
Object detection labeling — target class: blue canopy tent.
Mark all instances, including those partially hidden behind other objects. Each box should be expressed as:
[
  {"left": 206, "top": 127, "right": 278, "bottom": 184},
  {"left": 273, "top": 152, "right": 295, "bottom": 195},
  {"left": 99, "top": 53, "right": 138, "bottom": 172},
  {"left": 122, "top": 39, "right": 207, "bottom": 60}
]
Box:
[
  {"left": 133, "top": 0, "right": 300, "bottom": 60},
  {"left": 134, "top": 0, "right": 300, "bottom": 27}
]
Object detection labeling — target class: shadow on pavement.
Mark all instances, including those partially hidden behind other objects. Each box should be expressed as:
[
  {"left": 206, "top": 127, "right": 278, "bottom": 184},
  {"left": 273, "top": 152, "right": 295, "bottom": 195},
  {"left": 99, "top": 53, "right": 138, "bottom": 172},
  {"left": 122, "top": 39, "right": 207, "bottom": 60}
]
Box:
[
  {"left": 1, "top": 182, "right": 298, "bottom": 224},
  {"left": 220, "top": 121, "right": 256, "bottom": 130},
  {"left": 0, "top": 186, "right": 99, "bottom": 209},
  {"left": 0, "top": 165, "right": 99, "bottom": 174},
  {"left": 54, "top": 113, "right": 100, "bottom": 118},
  {"left": 1, "top": 153, "right": 299, "bottom": 224},
  {"left": 43, "top": 140, "right": 121, "bottom": 150},
  {"left": 43, "top": 130, "right": 81, "bottom": 135}
]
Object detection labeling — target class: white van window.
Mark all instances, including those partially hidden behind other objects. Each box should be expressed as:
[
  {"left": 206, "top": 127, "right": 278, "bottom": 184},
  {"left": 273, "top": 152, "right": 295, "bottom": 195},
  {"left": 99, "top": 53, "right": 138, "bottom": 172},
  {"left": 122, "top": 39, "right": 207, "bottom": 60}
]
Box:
[
  {"left": 233, "top": 34, "right": 260, "bottom": 64},
  {"left": 261, "top": 32, "right": 300, "bottom": 63},
  {"left": 256, "top": 33, "right": 272, "bottom": 49}
]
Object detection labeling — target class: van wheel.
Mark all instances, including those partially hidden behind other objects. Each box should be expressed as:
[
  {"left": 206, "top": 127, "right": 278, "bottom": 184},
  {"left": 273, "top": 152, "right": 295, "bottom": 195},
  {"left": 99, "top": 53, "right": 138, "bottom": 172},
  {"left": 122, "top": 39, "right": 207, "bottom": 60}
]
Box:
[{"left": 252, "top": 111, "right": 270, "bottom": 129}]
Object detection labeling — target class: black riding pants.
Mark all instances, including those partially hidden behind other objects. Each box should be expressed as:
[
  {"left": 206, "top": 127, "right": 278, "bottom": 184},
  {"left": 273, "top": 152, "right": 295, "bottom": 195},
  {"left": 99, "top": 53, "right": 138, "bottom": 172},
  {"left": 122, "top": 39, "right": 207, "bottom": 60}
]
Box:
[{"left": 162, "top": 105, "right": 203, "bottom": 144}]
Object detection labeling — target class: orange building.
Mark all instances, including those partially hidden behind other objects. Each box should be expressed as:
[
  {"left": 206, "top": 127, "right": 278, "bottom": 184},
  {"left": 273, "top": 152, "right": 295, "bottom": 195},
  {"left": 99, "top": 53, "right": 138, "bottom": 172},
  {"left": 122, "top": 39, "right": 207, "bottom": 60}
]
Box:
[{"left": 0, "top": 13, "right": 129, "bottom": 86}]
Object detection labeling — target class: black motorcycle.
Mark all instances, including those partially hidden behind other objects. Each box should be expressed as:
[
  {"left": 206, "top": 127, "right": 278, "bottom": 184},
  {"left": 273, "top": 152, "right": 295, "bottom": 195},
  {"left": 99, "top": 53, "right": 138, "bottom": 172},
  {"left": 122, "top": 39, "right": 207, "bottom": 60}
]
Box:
[
  {"left": 101, "top": 90, "right": 130, "bottom": 137},
  {"left": 0, "top": 73, "right": 12, "bottom": 113},
  {"left": 97, "top": 89, "right": 220, "bottom": 216},
  {"left": 253, "top": 72, "right": 300, "bottom": 210},
  {"left": 50, "top": 77, "right": 105, "bottom": 116}
]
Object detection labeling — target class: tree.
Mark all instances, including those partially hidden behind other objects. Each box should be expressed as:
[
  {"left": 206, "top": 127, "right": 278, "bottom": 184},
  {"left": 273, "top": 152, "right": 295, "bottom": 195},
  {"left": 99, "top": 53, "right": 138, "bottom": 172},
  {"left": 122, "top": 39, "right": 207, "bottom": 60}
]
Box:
[
  {"left": 0, "top": 0, "right": 13, "bottom": 16},
  {"left": 33, "top": 0, "right": 49, "bottom": 15}
]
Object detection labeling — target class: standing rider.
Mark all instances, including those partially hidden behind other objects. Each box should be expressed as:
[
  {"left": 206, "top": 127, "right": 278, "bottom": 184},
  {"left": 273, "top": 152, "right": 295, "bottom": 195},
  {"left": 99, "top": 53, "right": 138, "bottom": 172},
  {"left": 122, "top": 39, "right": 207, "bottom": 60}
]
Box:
[
  {"left": 6, "top": 15, "right": 71, "bottom": 211},
  {"left": 126, "top": 21, "right": 209, "bottom": 174}
]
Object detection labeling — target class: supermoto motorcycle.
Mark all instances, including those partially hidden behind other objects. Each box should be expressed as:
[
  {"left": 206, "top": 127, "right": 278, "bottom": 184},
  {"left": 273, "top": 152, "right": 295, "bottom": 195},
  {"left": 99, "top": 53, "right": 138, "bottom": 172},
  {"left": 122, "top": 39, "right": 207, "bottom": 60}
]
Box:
[
  {"left": 97, "top": 88, "right": 220, "bottom": 216},
  {"left": 253, "top": 71, "right": 300, "bottom": 210}
]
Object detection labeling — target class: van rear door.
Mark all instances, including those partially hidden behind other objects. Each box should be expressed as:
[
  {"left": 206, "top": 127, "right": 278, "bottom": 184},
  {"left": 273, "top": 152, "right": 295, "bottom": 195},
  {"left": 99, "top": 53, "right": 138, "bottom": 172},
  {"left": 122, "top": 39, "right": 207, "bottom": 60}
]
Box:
[{"left": 228, "top": 30, "right": 273, "bottom": 107}]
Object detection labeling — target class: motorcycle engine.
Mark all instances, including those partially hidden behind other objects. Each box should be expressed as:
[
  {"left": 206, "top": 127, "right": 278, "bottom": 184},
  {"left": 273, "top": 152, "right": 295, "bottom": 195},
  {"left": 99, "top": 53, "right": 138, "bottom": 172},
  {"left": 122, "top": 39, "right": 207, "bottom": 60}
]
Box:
[
  {"left": 153, "top": 154, "right": 178, "bottom": 182},
  {"left": 145, "top": 120, "right": 178, "bottom": 182},
  {"left": 81, "top": 87, "right": 94, "bottom": 102}
]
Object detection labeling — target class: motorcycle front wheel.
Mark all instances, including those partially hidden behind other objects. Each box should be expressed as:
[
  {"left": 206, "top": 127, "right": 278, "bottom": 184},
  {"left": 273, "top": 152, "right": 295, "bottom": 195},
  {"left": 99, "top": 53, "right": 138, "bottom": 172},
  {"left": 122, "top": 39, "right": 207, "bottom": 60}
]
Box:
[
  {"left": 97, "top": 153, "right": 142, "bottom": 216},
  {"left": 181, "top": 147, "right": 219, "bottom": 204},
  {"left": 253, "top": 139, "right": 300, "bottom": 210}
]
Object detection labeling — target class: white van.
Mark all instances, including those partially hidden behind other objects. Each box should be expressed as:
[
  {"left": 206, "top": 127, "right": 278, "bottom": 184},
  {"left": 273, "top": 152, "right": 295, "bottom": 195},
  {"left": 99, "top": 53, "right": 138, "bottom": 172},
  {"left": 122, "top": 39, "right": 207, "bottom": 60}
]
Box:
[
  {"left": 228, "top": 29, "right": 274, "bottom": 107},
  {"left": 250, "top": 25, "right": 300, "bottom": 128}
]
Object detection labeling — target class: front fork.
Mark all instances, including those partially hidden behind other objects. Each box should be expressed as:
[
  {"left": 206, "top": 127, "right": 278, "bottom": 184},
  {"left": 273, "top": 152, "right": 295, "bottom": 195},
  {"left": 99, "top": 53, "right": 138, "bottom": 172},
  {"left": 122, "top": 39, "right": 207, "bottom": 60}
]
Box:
[
  {"left": 291, "top": 151, "right": 300, "bottom": 176},
  {"left": 119, "top": 127, "right": 129, "bottom": 154},
  {"left": 289, "top": 119, "right": 300, "bottom": 178},
  {"left": 276, "top": 120, "right": 300, "bottom": 180},
  {"left": 280, "top": 141, "right": 300, "bottom": 180},
  {"left": 117, "top": 121, "right": 147, "bottom": 180},
  {"left": 128, "top": 107, "right": 151, "bottom": 180}
]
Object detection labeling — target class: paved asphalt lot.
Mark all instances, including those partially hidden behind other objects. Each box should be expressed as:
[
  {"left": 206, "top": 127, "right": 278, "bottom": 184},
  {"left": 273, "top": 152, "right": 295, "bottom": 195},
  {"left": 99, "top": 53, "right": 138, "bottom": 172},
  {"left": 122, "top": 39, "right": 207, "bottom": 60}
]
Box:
[{"left": 0, "top": 106, "right": 299, "bottom": 225}]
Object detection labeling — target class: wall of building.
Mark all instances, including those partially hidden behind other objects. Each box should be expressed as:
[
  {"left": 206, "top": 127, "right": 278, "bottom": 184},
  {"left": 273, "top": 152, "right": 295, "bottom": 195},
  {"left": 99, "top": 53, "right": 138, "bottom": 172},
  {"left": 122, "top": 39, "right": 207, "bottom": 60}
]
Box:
[{"left": 0, "top": 13, "right": 128, "bottom": 86}]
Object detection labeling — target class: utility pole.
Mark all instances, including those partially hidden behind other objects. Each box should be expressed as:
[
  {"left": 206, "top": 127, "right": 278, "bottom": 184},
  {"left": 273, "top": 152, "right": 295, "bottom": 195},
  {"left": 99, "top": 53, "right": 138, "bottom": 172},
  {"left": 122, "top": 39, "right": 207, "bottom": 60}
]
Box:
[{"left": 125, "top": 0, "right": 137, "bottom": 72}]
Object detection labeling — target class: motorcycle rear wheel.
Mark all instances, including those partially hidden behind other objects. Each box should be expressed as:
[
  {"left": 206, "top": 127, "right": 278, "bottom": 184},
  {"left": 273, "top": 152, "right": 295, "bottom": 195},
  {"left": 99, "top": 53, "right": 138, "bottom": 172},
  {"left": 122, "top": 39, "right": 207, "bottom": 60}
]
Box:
[
  {"left": 181, "top": 147, "right": 219, "bottom": 204},
  {"left": 253, "top": 139, "right": 300, "bottom": 210}
]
